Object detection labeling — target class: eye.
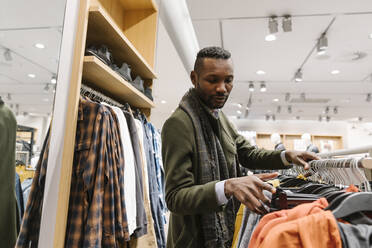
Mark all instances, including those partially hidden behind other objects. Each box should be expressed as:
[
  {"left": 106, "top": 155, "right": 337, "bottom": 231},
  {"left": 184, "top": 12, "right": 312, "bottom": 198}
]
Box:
[
  {"left": 207, "top": 76, "right": 218, "bottom": 83},
  {"left": 225, "top": 77, "right": 233, "bottom": 84}
]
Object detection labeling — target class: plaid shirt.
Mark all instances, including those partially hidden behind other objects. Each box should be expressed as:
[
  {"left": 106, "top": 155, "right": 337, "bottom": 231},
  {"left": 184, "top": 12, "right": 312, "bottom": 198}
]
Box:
[
  {"left": 16, "top": 97, "right": 130, "bottom": 247},
  {"left": 15, "top": 129, "right": 50, "bottom": 248}
]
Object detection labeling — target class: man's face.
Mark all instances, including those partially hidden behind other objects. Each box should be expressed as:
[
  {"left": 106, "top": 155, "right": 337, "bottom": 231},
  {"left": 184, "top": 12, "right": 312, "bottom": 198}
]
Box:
[{"left": 191, "top": 58, "right": 234, "bottom": 109}]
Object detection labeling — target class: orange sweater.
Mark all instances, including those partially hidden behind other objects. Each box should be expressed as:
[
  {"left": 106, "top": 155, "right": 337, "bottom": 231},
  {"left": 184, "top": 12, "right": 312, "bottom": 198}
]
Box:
[
  {"left": 249, "top": 198, "right": 329, "bottom": 248},
  {"left": 258, "top": 210, "right": 342, "bottom": 248}
]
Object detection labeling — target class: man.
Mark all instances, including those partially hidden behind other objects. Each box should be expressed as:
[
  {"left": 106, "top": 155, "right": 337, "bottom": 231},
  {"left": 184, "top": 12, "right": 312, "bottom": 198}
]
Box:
[{"left": 161, "top": 47, "right": 318, "bottom": 248}]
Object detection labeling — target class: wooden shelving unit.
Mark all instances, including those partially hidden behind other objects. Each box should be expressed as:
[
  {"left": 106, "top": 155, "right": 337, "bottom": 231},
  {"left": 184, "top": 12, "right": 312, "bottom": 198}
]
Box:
[
  {"left": 43, "top": 0, "right": 159, "bottom": 246},
  {"left": 83, "top": 56, "right": 154, "bottom": 108},
  {"left": 86, "top": 3, "right": 157, "bottom": 79}
]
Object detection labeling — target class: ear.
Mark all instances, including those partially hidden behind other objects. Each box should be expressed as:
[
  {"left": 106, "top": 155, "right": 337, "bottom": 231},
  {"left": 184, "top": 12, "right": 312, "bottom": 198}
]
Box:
[{"left": 190, "top": 71, "right": 197, "bottom": 87}]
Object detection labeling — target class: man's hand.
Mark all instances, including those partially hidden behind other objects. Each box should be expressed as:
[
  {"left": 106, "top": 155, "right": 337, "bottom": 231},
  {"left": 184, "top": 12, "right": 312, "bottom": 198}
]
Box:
[
  {"left": 224, "top": 173, "right": 278, "bottom": 215},
  {"left": 284, "top": 150, "right": 320, "bottom": 170}
]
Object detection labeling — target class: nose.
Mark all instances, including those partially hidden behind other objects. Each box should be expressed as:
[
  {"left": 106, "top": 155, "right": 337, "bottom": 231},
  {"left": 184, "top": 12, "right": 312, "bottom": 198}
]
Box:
[{"left": 216, "top": 81, "right": 227, "bottom": 94}]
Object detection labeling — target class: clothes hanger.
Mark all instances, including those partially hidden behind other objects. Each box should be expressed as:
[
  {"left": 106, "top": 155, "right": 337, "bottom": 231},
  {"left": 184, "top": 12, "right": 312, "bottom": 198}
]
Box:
[{"left": 330, "top": 192, "right": 372, "bottom": 219}]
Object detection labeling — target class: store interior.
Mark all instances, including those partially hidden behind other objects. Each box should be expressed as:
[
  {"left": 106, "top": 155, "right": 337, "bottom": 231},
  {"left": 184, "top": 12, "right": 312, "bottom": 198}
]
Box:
[{"left": 1, "top": 0, "right": 372, "bottom": 247}]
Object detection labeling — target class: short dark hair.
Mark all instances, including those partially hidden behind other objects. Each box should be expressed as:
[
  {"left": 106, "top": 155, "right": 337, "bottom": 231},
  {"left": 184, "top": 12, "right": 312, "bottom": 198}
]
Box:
[{"left": 194, "top": 46, "right": 231, "bottom": 73}]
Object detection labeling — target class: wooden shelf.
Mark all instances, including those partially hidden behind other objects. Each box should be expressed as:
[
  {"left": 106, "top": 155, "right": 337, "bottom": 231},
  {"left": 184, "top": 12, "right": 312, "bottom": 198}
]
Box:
[
  {"left": 119, "top": 0, "right": 158, "bottom": 11},
  {"left": 83, "top": 56, "right": 154, "bottom": 108},
  {"left": 86, "top": 4, "right": 157, "bottom": 80}
]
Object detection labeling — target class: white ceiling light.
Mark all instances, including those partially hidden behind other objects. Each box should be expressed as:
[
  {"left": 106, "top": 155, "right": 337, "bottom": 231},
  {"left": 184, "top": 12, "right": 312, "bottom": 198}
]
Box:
[
  {"left": 325, "top": 106, "right": 330, "bottom": 114},
  {"left": 237, "top": 110, "right": 242, "bottom": 114},
  {"left": 294, "top": 69, "right": 303, "bottom": 82},
  {"left": 28, "top": 73, "right": 36, "bottom": 78},
  {"left": 265, "top": 34, "right": 277, "bottom": 41},
  {"left": 282, "top": 15, "right": 292, "bottom": 32},
  {"left": 161, "top": 100, "right": 167, "bottom": 104},
  {"left": 369, "top": 33, "right": 372, "bottom": 39},
  {"left": 331, "top": 70, "right": 340, "bottom": 75},
  {"left": 268, "top": 17, "right": 278, "bottom": 34},
  {"left": 256, "top": 70, "right": 266, "bottom": 75},
  {"left": 296, "top": 116, "right": 300, "bottom": 120},
  {"left": 248, "top": 82, "right": 255, "bottom": 92},
  {"left": 326, "top": 116, "right": 331, "bottom": 122},
  {"left": 272, "top": 114, "right": 276, "bottom": 121},
  {"left": 3, "top": 49, "right": 12, "bottom": 61},
  {"left": 265, "top": 114, "right": 270, "bottom": 121},
  {"left": 260, "top": 82, "right": 267, "bottom": 92},
  {"left": 51, "top": 75, "right": 57, "bottom": 84},
  {"left": 358, "top": 116, "right": 363, "bottom": 122},
  {"left": 34, "top": 43, "right": 46, "bottom": 49},
  {"left": 273, "top": 98, "right": 279, "bottom": 102},
  {"left": 333, "top": 106, "right": 338, "bottom": 114},
  {"left": 237, "top": 103, "right": 242, "bottom": 108}
]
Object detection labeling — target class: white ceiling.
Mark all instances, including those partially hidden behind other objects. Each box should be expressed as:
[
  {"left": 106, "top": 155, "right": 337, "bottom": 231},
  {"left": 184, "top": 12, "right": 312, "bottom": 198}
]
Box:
[
  {"left": 186, "top": 0, "right": 372, "bottom": 122},
  {"left": 0, "top": 0, "right": 65, "bottom": 116}
]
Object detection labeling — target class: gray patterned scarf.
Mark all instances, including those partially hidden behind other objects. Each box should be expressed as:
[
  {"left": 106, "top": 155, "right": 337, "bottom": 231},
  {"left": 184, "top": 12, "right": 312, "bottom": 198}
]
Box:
[{"left": 179, "top": 88, "right": 239, "bottom": 248}]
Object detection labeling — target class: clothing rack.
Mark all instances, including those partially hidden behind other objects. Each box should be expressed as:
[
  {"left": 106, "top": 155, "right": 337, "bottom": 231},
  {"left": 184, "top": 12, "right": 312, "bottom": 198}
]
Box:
[
  {"left": 318, "top": 144, "right": 372, "bottom": 158},
  {"left": 309, "top": 157, "right": 372, "bottom": 169},
  {"left": 80, "top": 84, "right": 123, "bottom": 107}
]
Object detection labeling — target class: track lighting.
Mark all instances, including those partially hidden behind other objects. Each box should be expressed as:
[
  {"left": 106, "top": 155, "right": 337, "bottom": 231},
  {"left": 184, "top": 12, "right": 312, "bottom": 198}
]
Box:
[
  {"left": 6, "top": 93, "right": 11, "bottom": 101},
  {"left": 249, "top": 81, "right": 254, "bottom": 92},
  {"left": 265, "top": 114, "right": 270, "bottom": 121},
  {"left": 51, "top": 75, "right": 57, "bottom": 84},
  {"left": 3, "top": 49, "right": 12, "bottom": 61},
  {"left": 318, "top": 115, "right": 322, "bottom": 122},
  {"left": 296, "top": 116, "right": 300, "bottom": 120},
  {"left": 326, "top": 116, "right": 331, "bottom": 122},
  {"left": 260, "top": 82, "right": 267, "bottom": 92},
  {"left": 358, "top": 116, "right": 363, "bottom": 122},
  {"left": 268, "top": 17, "right": 278, "bottom": 34},
  {"left": 44, "top": 83, "right": 50, "bottom": 93},
  {"left": 317, "top": 34, "right": 328, "bottom": 55},
  {"left": 325, "top": 106, "right": 330, "bottom": 114},
  {"left": 367, "top": 93, "right": 371, "bottom": 102},
  {"left": 300, "top": 93, "right": 306, "bottom": 101},
  {"left": 287, "top": 105, "right": 292, "bottom": 114},
  {"left": 333, "top": 106, "right": 338, "bottom": 114},
  {"left": 285, "top": 93, "right": 290, "bottom": 102},
  {"left": 277, "top": 105, "right": 281, "bottom": 114},
  {"left": 282, "top": 15, "right": 292, "bottom": 32},
  {"left": 294, "top": 69, "right": 303, "bottom": 82},
  {"left": 272, "top": 114, "right": 276, "bottom": 121}
]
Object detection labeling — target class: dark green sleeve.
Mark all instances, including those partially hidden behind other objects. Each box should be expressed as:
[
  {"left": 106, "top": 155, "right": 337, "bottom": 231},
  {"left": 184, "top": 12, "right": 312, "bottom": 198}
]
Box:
[
  {"left": 162, "top": 114, "right": 220, "bottom": 215},
  {"left": 235, "top": 134, "right": 288, "bottom": 170}
]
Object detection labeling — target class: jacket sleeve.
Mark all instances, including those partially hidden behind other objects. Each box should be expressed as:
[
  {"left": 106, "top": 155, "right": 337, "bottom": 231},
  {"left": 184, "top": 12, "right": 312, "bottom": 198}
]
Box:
[
  {"left": 162, "top": 115, "right": 221, "bottom": 215},
  {"left": 235, "top": 134, "right": 288, "bottom": 170}
]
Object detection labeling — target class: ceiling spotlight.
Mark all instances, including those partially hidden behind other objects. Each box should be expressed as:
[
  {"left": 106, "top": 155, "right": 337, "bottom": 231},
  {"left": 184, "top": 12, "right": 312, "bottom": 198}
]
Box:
[
  {"left": 265, "top": 34, "right": 277, "bottom": 41},
  {"left": 288, "top": 105, "right": 292, "bottom": 114},
  {"left": 325, "top": 106, "right": 330, "bottom": 114},
  {"left": 247, "top": 95, "right": 252, "bottom": 107},
  {"left": 237, "top": 103, "right": 242, "bottom": 108},
  {"left": 23, "top": 111, "right": 28, "bottom": 116},
  {"left": 6, "top": 93, "right": 11, "bottom": 101},
  {"left": 273, "top": 98, "right": 279, "bottom": 102},
  {"left": 249, "top": 81, "right": 255, "bottom": 92},
  {"left": 318, "top": 115, "right": 322, "bottom": 122},
  {"left": 272, "top": 114, "right": 276, "bottom": 121},
  {"left": 296, "top": 116, "right": 300, "bottom": 120},
  {"left": 331, "top": 70, "right": 340, "bottom": 75},
  {"left": 237, "top": 110, "right": 242, "bottom": 114},
  {"left": 358, "top": 116, "right": 363, "bottom": 122},
  {"left": 265, "top": 114, "right": 270, "bottom": 121},
  {"left": 161, "top": 100, "right": 167, "bottom": 104},
  {"left": 369, "top": 33, "right": 372, "bottom": 39},
  {"left": 367, "top": 93, "right": 371, "bottom": 102},
  {"left": 285, "top": 92, "right": 290, "bottom": 102},
  {"left": 317, "top": 33, "right": 328, "bottom": 51},
  {"left": 333, "top": 106, "right": 338, "bottom": 114},
  {"left": 256, "top": 70, "right": 266, "bottom": 75},
  {"left": 28, "top": 73, "right": 36, "bottom": 78},
  {"left": 34, "top": 43, "right": 46, "bottom": 49},
  {"left": 268, "top": 17, "right": 279, "bottom": 34},
  {"left": 51, "top": 75, "right": 57, "bottom": 84},
  {"left": 260, "top": 82, "right": 267, "bottom": 92},
  {"left": 294, "top": 69, "right": 303, "bottom": 82},
  {"left": 277, "top": 105, "right": 281, "bottom": 113},
  {"left": 3, "top": 49, "right": 12, "bottom": 61},
  {"left": 326, "top": 116, "right": 331, "bottom": 122},
  {"left": 282, "top": 15, "right": 292, "bottom": 32},
  {"left": 44, "top": 83, "right": 50, "bottom": 93}
]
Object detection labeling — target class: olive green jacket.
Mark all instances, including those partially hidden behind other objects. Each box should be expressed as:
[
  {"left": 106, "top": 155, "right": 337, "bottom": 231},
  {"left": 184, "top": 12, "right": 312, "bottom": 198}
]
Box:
[
  {"left": 162, "top": 106, "right": 288, "bottom": 248},
  {"left": 0, "top": 99, "right": 18, "bottom": 247}
]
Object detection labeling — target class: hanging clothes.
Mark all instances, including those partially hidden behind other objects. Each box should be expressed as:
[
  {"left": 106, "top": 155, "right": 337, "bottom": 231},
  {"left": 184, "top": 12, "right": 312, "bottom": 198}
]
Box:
[{"left": 0, "top": 98, "right": 18, "bottom": 248}]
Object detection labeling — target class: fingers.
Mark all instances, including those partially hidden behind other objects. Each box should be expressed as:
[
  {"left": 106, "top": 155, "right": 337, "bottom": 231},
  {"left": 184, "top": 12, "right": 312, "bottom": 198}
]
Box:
[
  {"left": 256, "top": 172, "right": 279, "bottom": 181},
  {"left": 297, "top": 157, "right": 310, "bottom": 170},
  {"left": 303, "top": 152, "right": 320, "bottom": 161}
]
